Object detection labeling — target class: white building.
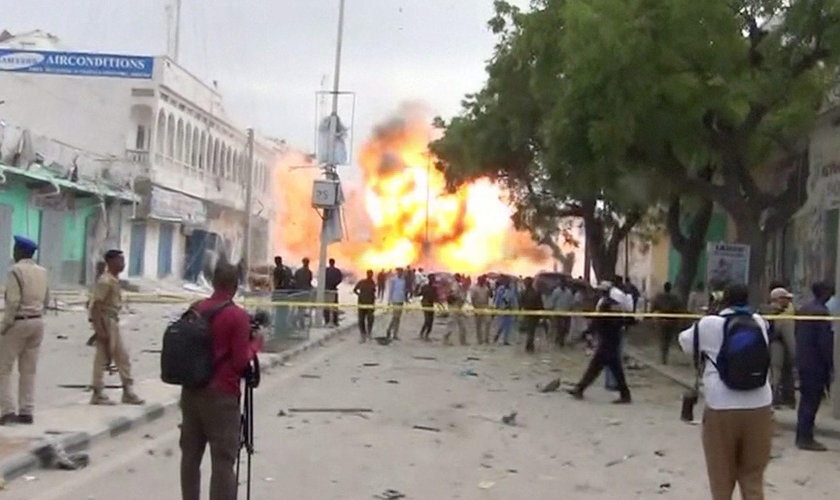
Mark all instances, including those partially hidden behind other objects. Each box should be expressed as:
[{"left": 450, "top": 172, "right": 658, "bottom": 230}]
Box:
[{"left": 0, "top": 30, "right": 279, "bottom": 284}]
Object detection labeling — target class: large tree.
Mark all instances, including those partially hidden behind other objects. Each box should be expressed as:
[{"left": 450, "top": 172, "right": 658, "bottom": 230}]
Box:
[
  {"left": 557, "top": 0, "right": 839, "bottom": 297},
  {"left": 433, "top": 0, "right": 650, "bottom": 282}
]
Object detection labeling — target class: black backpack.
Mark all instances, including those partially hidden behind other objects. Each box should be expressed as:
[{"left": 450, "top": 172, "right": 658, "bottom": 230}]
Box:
[
  {"left": 709, "top": 310, "right": 770, "bottom": 391},
  {"left": 161, "top": 301, "right": 231, "bottom": 388}
]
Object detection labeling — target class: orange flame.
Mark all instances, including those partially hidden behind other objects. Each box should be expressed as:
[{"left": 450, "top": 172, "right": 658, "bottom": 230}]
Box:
[{"left": 273, "top": 106, "right": 548, "bottom": 275}]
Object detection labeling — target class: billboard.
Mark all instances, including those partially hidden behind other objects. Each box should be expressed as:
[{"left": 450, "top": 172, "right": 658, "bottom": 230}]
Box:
[
  {"left": 706, "top": 242, "right": 750, "bottom": 290},
  {"left": 0, "top": 49, "right": 154, "bottom": 79}
]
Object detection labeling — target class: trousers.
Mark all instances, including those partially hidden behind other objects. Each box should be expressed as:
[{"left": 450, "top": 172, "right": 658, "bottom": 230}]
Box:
[
  {"left": 701, "top": 406, "right": 773, "bottom": 500},
  {"left": 323, "top": 291, "right": 339, "bottom": 325},
  {"left": 92, "top": 317, "right": 134, "bottom": 392},
  {"left": 180, "top": 387, "right": 241, "bottom": 500},
  {"left": 444, "top": 310, "right": 467, "bottom": 345},
  {"left": 495, "top": 315, "right": 514, "bottom": 344},
  {"left": 576, "top": 345, "right": 630, "bottom": 399},
  {"left": 358, "top": 308, "right": 374, "bottom": 338},
  {"left": 523, "top": 316, "right": 539, "bottom": 352},
  {"left": 658, "top": 321, "right": 681, "bottom": 364},
  {"left": 419, "top": 310, "right": 435, "bottom": 339},
  {"left": 797, "top": 370, "right": 829, "bottom": 444},
  {"left": 386, "top": 304, "right": 403, "bottom": 339},
  {"left": 474, "top": 310, "right": 490, "bottom": 344},
  {"left": 0, "top": 318, "right": 44, "bottom": 416},
  {"left": 770, "top": 339, "right": 796, "bottom": 405}
]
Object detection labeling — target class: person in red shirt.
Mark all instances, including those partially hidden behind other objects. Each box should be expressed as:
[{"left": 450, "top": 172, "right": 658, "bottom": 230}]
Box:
[{"left": 180, "top": 262, "right": 262, "bottom": 500}]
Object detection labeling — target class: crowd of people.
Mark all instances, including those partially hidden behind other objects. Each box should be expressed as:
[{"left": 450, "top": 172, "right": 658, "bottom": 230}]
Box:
[{"left": 267, "top": 256, "right": 837, "bottom": 499}]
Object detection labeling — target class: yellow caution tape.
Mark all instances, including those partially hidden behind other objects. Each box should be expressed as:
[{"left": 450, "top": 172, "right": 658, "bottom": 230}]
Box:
[{"left": 114, "top": 292, "right": 840, "bottom": 321}]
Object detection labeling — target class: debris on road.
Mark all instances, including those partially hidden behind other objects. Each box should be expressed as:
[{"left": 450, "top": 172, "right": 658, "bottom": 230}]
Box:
[
  {"left": 501, "top": 411, "right": 518, "bottom": 426},
  {"left": 288, "top": 408, "right": 374, "bottom": 413},
  {"left": 412, "top": 355, "right": 437, "bottom": 361},
  {"left": 300, "top": 374, "right": 322, "bottom": 379},
  {"left": 605, "top": 453, "right": 636, "bottom": 467},
  {"left": 374, "top": 489, "right": 406, "bottom": 500},
  {"left": 459, "top": 368, "right": 478, "bottom": 377},
  {"left": 478, "top": 481, "right": 495, "bottom": 489},
  {"left": 386, "top": 379, "right": 399, "bottom": 384},
  {"left": 56, "top": 335, "right": 69, "bottom": 340},
  {"left": 466, "top": 356, "right": 481, "bottom": 361},
  {"left": 413, "top": 425, "right": 441, "bottom": 432},
  {"left": 363, "top": 362, "right": 381, "bottom": 367},
  {"left": 277, "top": 410, "right": 288, "bottom": 417},
  {"left": 654, "top": 450, "right": 666, "bottom": 457},
  {"left": 538, "top": 378, "right": 561, "bottom": 393}
]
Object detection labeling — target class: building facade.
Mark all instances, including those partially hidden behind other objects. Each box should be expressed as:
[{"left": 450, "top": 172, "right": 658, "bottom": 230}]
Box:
[{"left": 0, "top": 30, "right": 279, "bottom": 286}]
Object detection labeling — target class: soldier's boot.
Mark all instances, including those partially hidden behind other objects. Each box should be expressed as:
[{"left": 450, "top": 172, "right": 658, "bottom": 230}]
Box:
[
  {"left": 122, "top": 386, "right": 145, "bottom": 405},
  {"left": 90, "top": 391, "right": 116, "bottom": 406}
]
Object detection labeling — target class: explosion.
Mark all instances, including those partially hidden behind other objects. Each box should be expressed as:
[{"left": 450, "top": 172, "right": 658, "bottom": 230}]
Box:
[{"left": 273, "top": 106, "right": 549, "bottom": 275}]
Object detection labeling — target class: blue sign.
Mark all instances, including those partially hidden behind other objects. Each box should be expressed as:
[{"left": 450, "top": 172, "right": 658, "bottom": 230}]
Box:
[{"left": 0, "top": 49, "right": 153, "bottom": 79}]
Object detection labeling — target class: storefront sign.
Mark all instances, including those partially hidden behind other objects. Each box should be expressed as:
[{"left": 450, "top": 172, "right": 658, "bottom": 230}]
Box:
[
  {"left": 706, "top": 242, "right": 750, "bottom": 289},
  {"left": 149, "top": 186, "right": 206, "bottom": 225},
  {"left": 0, "top": 49, "right": 154, "bottom": 79}
]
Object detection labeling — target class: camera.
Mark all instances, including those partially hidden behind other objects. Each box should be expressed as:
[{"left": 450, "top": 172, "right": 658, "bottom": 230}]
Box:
[
  {"left": 243, "top": 309, "right": 270, "bottom": 389},
  {"left": 681, "top": 389, "right": 699, "bottom": 422}
]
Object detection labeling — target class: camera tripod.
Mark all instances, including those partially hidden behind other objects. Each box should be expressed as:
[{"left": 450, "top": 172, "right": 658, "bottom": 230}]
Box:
[{"left": 236, "top": 358, "right": 260, "bottom": 500}]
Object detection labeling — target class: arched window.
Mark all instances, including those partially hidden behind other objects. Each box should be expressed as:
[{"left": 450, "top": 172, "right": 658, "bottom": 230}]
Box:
[
  {"left": 155, "top": 111, "right": 166, "bottom": 156},
  {"left": 166, "top": 114, "right": 175, "bottom": 158}
]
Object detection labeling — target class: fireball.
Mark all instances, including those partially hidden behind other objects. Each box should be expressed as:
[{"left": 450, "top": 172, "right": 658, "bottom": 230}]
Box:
[{"left": 273, "top": 106, "right": 550, "bottom": 275}]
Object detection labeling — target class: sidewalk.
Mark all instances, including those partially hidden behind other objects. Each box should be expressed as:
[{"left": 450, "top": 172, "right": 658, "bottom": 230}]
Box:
[
  {"left": 0, "top": 308, "right": 358, "bottom": 482},
  {"left": 624, "top": 329, "right": 840, "bottom": 441}
]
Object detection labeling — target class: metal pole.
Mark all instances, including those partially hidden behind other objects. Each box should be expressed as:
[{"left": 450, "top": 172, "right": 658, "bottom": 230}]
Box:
[
  {"left": 315, "top": 0, "right": 346, "bottom": 326},
  {"left": 624, "top": 235, "right": 630, "bottom": 283},
  {"left": 244, "top": 128, "right": 254, "bottom": 290},
  {"left": 174, "top": 0, "right": 182, "bottom": 62}
]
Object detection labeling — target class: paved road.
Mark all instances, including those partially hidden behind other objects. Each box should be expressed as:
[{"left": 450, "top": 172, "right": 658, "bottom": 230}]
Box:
[{"left": 5, "top": 311, "right": 839, "bottom": 499}]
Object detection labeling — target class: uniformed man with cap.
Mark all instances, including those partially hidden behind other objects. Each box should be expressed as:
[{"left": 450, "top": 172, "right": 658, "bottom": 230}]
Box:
[
  {"left": 0, "top": 236, "right": 49, "bottom": 425},
  {"left": 89, "top": 249, "right": 144, "bottom": 405}
]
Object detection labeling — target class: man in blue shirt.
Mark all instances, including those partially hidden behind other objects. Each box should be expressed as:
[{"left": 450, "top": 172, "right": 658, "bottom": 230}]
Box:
[
  {"left": 795, "top": 281, "right": 835, "bottom": 451},
  {"left": 385, "top": 268, "right": 407, "bottom": 340}
]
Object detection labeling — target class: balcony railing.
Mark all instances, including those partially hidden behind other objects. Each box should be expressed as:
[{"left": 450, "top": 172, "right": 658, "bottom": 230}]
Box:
[{"left": 126, "top": 149, "right": 150, "bottom": 164}]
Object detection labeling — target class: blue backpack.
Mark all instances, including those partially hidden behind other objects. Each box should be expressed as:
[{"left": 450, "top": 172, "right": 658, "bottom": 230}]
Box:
[{"left": 708, "top": 308, "right": 770, "bottom": 391}]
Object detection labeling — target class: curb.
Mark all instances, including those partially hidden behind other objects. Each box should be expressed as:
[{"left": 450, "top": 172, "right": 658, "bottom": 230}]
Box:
[
  {"left": 624, "top": 346, "right": 840, "bottom": 442},
  {"left": 0, "top": 322, "right": 356, "bottom": 482}
]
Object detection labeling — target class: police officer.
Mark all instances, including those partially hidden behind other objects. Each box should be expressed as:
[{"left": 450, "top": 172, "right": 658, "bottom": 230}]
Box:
[
  {"left": 89, "top": 249, "right": 144, "bottom": 406},
  {"left": 0, "top": 236, "right": 49, "bottom": 425}
]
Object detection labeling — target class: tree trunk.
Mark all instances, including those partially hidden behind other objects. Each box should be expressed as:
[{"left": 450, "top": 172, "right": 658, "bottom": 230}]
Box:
[
  {"left": 668, "top": 196, "right": 714, "bottom": 303},
  {"left": 581, "top": 198, "right": 640, "bottom": 283},
  {"left": 733, "top": 216, "right": 767, "bottom": 304}
]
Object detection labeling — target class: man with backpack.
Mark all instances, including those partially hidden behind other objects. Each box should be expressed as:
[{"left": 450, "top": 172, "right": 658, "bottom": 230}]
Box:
[
  {"left": 795, "top": 281, "right": 835, "bottom": 452},
  {"left": 678, "top": 284, "right": 773, "bottom": 500},
  {"left": 178, "top": 262, "right": 262, "bottom": 500}
]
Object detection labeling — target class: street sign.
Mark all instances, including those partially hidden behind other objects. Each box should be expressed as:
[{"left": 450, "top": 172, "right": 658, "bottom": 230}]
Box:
[{"left": 312, "top": 179, "right": 340, "bottom": 208}]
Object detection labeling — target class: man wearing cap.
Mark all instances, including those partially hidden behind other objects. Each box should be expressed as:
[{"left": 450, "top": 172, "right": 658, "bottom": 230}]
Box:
[
  {"left": 0, "top": 236, "right": 49, "bottom": 425},
  {"left": 89, "top": 249, "right": 144, "bottom": 406},
  {"left": 762, "top": 287, "right": 797, "bottom": 408}
]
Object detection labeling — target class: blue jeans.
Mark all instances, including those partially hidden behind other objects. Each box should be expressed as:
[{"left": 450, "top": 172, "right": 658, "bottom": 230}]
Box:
[{"left": 496, "top": 316, "right": 514, "bottom": 344}]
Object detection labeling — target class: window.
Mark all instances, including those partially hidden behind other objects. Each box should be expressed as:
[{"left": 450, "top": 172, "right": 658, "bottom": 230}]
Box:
[{"left": 135, "top": 125, "right": 146, "bottom": 150}]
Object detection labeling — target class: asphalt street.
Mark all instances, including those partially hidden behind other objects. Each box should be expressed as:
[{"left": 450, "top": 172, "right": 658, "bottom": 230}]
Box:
[{"left": 5, "top": 311, "right": 839, "bottom": 499}]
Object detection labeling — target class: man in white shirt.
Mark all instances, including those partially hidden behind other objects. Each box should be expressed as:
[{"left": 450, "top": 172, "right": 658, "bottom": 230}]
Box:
[{"left": 678, "top": 284, "right": 772, "bottom": 500}]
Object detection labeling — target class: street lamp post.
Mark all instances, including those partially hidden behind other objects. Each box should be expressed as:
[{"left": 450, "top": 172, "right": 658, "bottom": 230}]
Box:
[{"left": 315, "top": 0, "right": 346, "bottom": 326}]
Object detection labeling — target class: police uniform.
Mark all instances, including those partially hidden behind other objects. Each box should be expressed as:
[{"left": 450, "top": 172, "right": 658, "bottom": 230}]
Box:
[
  {"left": 0, "top": 236, "right": 49, "bottom": 423},
  {"left": 90, "top": 250, "right": 143, "bottom": 405}
]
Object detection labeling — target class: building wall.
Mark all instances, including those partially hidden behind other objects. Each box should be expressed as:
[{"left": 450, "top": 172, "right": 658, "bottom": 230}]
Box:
[
  {"left": 0, "top": 180, "right": 42, "bottom": 239},
  {"left": 0, "top": 72, "right": 140, "bottom": 157}
]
